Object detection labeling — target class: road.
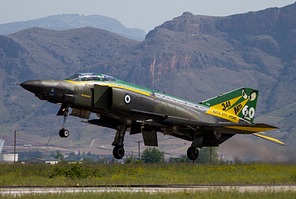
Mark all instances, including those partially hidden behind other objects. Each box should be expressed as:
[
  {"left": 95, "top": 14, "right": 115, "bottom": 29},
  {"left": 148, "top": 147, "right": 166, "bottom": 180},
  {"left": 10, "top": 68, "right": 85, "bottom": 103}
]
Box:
[{"left": 0, "top": 185, "right": 296, "bottom": 195}]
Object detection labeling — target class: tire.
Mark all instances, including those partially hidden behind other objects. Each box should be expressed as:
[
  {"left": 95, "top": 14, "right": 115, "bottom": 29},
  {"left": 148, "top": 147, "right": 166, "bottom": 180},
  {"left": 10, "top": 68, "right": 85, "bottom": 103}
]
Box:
[
  {"left": 59, "top": 128, "right": 69, "bottom": 138},
  {"left": 63, "top": 129, "right": 69, "bottom": 138},
  {"left": 187, "top": 146, "right": 199, "bottom": 161},
  {"left": 113, "top": 145, "right": 125, "bottom": 159}
]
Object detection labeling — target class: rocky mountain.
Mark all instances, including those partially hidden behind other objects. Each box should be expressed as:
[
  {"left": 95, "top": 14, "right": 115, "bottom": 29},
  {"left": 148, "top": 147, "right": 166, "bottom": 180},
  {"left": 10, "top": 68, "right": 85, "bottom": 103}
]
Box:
[
  {"left": 1, "top": 3, "right": 296, "bottom": 161},
  {"left": 0, "top": 14, "right": 146, "bottom": 41}
]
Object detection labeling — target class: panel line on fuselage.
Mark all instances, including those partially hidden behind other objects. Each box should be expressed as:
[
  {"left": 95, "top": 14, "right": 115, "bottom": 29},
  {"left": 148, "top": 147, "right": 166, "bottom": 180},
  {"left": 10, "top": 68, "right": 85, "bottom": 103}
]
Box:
[
  {"left": 65, "top": 79, "right": 211, "bottom": 114},
  {"left": 66, "top": 79, "right": 242, "bottom": 123}
]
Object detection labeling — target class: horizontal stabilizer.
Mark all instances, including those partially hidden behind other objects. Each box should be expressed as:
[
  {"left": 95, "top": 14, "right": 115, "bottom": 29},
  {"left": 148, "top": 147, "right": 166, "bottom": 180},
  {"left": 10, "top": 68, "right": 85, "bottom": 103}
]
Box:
[
  {"left": 220, "top": 123, "right": 278, "bottom": 134},
  {"left": 208, "top": 123, "right": 285, "bottom": 146},
  {"left": 253, "top": 133, "right": 286, "bottom": 146}
]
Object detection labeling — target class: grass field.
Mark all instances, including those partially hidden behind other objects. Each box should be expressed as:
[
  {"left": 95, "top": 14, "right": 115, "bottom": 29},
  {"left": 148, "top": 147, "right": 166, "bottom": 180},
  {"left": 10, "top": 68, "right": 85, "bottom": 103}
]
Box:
[
  {"left": 1, "top": 190, "right": 296, "bottom": 199},
  {"left": 0, "top": 163, "right": 295, "bottom": 186}
]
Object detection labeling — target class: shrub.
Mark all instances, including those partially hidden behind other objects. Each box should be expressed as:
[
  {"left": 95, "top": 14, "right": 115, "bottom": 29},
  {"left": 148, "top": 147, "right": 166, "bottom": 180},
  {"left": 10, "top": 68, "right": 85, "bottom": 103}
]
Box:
[
  {"left": 141, "top": 148, "right": 164, "bottom": 163},
  {"left": 50, "top": 163, "right": 89, "bottom": 179}
]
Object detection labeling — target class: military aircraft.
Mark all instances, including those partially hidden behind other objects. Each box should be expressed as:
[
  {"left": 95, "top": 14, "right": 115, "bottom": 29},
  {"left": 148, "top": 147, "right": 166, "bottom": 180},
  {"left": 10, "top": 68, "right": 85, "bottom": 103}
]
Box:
[{"left": 20, "top": 73, "right": 285, "bottom": 160}]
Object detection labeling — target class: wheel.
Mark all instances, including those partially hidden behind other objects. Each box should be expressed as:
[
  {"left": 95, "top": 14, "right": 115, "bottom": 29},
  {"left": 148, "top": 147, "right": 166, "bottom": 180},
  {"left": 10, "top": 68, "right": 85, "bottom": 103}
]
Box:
[
  {"left": 59, "top": 128, "right": 69, "bottom": 138},
  {"left": 187, "top": 146, "right": 199, "bottom": 161},
  {"left": 113, "top": 145, "right": 125, "bottom": 159},
  {"left": 63, "top": 129, "right": 69, "bottom": 138}
]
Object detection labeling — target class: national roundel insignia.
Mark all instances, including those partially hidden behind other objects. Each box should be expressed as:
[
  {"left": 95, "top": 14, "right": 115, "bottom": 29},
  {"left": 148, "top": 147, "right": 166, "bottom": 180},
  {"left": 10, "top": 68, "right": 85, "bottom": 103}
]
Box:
[{"left": 124, "top": 94, "right": 131, "bottom": 104}]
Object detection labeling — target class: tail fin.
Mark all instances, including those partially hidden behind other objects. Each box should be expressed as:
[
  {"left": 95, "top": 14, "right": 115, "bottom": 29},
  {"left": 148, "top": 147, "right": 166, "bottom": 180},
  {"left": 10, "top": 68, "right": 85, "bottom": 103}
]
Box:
[{"left": 201, "top": 88, "right": 258, "bottom": 123}]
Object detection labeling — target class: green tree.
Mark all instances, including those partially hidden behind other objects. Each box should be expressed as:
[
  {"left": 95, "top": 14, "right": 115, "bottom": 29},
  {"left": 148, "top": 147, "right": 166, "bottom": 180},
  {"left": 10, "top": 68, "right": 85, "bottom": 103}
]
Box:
[
  {"left": 169, "top": 155, "right": 191, "bottom": 163},
  {"left": 141, "top": 148, "right": 164, "bottom": 163},
  {"left": 52, "top": 150, "right": 64, "bottom": 161}
]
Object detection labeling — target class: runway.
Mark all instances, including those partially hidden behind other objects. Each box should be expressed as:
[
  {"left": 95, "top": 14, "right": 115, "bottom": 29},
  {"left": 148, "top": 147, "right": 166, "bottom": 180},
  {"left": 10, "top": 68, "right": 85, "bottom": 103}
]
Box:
[{"left": 1, "top": 185, "right": 296, "bottom": 195}]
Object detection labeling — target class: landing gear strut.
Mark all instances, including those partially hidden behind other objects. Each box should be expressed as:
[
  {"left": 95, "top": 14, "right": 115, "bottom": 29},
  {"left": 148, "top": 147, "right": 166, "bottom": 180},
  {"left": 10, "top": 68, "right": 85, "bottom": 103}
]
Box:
[
  {"left": 57, "top": 104, "right": 70, "bottom": 138},
  {"left": 112, "top": 125, "right": 126, "bottom": 159}
]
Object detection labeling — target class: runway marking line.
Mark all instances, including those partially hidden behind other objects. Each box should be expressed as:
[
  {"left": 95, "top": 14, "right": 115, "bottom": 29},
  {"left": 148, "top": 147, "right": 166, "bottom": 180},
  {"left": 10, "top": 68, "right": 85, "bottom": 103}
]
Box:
[{"left": 1, "top": 185, "right": 296, "bottom": 195}]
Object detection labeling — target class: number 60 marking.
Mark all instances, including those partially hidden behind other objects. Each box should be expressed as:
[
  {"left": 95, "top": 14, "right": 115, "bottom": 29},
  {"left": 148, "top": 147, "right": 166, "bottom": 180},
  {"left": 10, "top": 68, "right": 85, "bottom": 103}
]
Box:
[{"left": 242, "top": 105, "right": 255, "bottom": 119}]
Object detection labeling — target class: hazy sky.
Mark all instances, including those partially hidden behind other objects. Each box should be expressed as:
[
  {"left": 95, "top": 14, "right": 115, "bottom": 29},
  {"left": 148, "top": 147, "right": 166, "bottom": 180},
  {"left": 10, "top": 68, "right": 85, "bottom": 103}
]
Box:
[{"left": 1, "top": 0, "right": 295, "bottom": 32}]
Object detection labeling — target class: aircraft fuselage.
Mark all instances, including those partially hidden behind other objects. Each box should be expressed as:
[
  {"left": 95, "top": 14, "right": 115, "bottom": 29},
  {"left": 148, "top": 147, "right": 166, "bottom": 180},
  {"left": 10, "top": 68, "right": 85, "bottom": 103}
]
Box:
[{"left": 22, "top": 79, "right": 219, "bottom": 124}]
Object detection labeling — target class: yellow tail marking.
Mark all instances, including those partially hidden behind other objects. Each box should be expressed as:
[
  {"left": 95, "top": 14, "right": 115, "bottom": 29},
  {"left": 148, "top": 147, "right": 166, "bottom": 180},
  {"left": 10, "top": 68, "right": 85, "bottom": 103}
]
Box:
[
  {"left": 226, "top": 99, "right": 248, "bottom": 116},
  {"left": 208, "top": 96, "right": 240, "bottom": 111},
  {"left": 206, "top": 108, "right": 240, "bottom": 122}
]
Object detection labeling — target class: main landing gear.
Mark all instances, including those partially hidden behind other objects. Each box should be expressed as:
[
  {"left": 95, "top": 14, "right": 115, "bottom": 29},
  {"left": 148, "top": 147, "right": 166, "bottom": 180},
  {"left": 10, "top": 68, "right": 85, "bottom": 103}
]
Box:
[
  {"left": 112, "top": 125, "right": 126, "bottom": 159},
  {"left": 187, "top": 131, "right": 203, "bottom": 161}
]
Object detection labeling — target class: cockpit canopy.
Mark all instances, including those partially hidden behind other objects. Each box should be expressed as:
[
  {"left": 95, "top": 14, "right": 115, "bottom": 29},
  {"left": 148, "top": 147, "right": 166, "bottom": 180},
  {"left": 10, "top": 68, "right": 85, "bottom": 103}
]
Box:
[{"left": 66, "top": 73, "right": 117, "bottom": 82}]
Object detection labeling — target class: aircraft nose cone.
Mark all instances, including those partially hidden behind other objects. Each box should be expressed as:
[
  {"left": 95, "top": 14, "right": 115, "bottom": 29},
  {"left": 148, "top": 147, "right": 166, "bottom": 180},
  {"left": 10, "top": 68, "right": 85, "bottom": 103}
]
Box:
[{"left": 20, "top": 80, "right": 43, "bottom": 94}]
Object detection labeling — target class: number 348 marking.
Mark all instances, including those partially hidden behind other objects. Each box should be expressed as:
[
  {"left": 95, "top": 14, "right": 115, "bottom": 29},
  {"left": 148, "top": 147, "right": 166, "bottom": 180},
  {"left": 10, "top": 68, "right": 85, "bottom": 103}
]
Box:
[{"left": 221, "top": 101, "right": 231, "bottom": 111}]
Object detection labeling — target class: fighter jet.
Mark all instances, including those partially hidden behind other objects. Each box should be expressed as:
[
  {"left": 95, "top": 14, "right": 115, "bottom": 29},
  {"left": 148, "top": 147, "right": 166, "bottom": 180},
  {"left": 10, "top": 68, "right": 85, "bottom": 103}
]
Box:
[{"left": 20, "top": 73, "right": 285, "bottom": 160}]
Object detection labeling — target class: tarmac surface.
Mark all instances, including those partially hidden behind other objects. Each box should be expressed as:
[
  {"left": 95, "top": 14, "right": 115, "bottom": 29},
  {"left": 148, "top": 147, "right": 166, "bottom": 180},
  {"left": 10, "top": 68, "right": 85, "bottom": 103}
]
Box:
[{"left": 1, "top": 185, "right": 296, "bottom": 195}]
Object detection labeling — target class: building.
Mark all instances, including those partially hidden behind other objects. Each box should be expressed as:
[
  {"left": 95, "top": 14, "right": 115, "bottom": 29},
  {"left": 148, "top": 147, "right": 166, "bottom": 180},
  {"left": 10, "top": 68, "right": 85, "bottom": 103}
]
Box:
[
  {"left": 28, "top": 157, "right": 60, "bottom": 164},
  {"left": 0, "top": 139, "right": 19, "bottom": 162},
  {"left": 0, "top": 153, "right": 19, "bottom": 162}
]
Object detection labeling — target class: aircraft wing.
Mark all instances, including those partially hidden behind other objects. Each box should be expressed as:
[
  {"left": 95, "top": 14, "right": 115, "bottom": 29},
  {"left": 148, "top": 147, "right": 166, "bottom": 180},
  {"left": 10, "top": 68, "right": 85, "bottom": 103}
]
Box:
[
  {"left": 160, "top": 116, "right": 285, "bottom": 146},
  {"left": 204, "top": 123, "right": 278, "bottom": 134},
  {"left": 161, "top": 116, "right": 277, "bottom": 134},
  {"left": 89, "top": 109, "right": 284, "bottom": 146},
  {"left": 130, "top": 108, "right": 280, "bottom": 132}
]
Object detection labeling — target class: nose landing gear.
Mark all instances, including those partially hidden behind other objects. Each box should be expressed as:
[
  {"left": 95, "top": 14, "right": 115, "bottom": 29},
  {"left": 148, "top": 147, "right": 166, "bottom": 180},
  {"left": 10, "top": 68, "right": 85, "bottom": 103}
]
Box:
[{"left": 57, "top": 104, "right": 70, "bottom": 138}]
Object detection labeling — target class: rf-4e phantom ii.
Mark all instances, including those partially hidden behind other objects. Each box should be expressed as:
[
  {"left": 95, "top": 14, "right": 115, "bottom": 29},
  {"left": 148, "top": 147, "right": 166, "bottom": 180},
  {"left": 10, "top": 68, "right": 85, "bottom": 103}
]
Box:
[{"left": 21, "top": 73, "right": 285, "bottom": 160}]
